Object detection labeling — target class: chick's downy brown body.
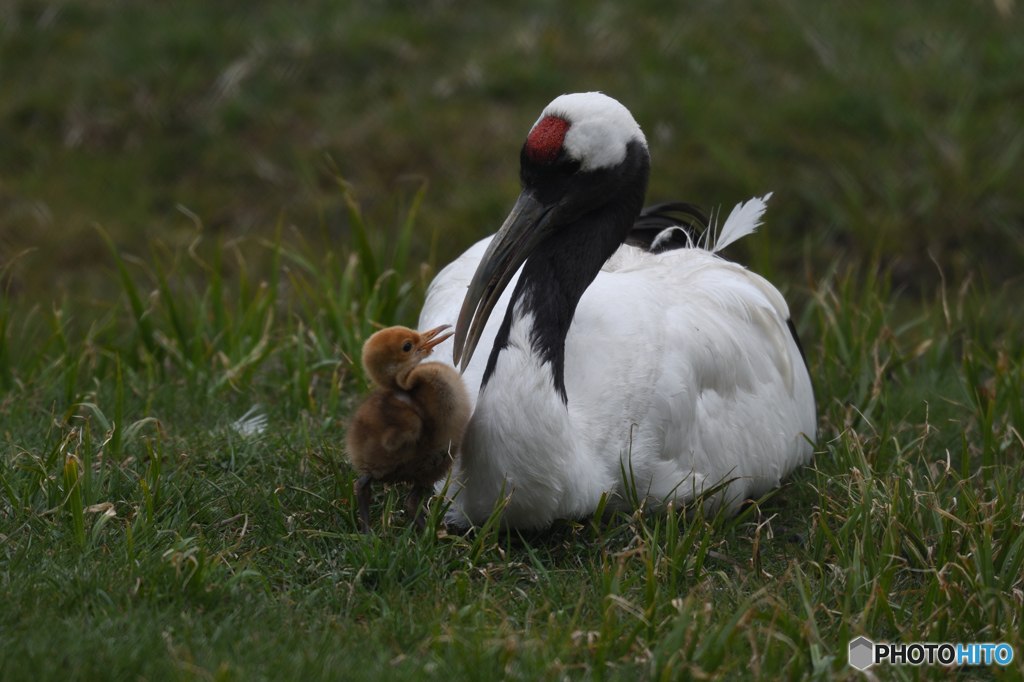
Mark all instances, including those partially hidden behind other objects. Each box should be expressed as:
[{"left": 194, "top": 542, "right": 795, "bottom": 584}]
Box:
[
  {"left": 347, "top": 365, "right": 466, "bottom": 486},
  {"left": 346, "top": 325, "right": 470, "bottom": 532}
]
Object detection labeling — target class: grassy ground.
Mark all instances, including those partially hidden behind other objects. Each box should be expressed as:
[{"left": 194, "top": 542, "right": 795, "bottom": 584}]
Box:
[
  {"left": 2, "top": 0, "right": 1023, "bottom": 298},
  {"left": 2, "top": 191, "right": 1024, "bottom": 680},
  {"left": 2, "top": 0, "right": 1024, "bottom": 680}
]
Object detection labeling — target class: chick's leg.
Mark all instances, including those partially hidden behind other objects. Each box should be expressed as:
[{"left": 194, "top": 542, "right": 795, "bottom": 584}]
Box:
[
  {"left": 354, "top": 474, "right": 374, "bottom": 533},
  {"left": 405, "top": 486, "right": 430, "bottom": 531}
]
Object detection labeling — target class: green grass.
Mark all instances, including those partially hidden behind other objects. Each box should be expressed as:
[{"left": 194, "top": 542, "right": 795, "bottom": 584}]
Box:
[
  {"left": 2, "top": 0, "right": 1023, "bottom": 300},
  {"left": 2, "top": 0, "right": 1024, "bottom": 679},
  {"left": 2, "top": 185, "right": 1024, "bottom": 679}
]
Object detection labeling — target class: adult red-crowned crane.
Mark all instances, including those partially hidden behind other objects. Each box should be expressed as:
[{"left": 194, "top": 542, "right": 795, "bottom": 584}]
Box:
[{"left": 418, "top": 92, "right": 816, "bottom": 530}]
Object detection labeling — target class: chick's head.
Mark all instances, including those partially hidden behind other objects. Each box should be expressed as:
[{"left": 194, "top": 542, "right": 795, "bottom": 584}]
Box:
[{"left": 361, "top": 324, "right": 454, "bottom": 390}]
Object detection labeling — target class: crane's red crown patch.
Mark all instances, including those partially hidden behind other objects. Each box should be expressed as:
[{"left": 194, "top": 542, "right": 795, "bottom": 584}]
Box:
[{"left": 525, "top": 117, "right": 570, "bottom": 164}]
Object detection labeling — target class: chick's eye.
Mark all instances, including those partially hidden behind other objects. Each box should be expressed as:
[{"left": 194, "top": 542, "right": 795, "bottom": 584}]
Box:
[{"left": 402, "top": 342, "right": 413, "bottom": 352}]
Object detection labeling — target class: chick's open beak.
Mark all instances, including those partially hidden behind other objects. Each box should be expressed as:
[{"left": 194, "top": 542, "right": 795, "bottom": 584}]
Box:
[{"left": 416, "top": 324, "right": 454, "bottom": 356}]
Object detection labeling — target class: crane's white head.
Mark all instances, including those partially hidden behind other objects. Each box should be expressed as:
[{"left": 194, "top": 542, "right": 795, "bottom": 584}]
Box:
[
  {"left": 454, "top": 92, "right": 652, "bottom": 371},
  {"left": 526, "top": 92, "right": 647, "bottom": 172}
]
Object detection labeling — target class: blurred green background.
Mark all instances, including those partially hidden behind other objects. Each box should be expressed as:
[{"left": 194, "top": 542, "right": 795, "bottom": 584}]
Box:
[{"left": 2, "top": 0, "right": 1022, "bottom": 301}]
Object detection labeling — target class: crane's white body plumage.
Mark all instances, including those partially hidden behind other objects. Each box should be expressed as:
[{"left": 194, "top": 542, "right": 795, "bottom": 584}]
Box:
[
  {"left": 420, "top": 202, "right": 815, "bottom": 528},
  {"left": 413, "top": 92, "right": 815, "bottom": 529}
]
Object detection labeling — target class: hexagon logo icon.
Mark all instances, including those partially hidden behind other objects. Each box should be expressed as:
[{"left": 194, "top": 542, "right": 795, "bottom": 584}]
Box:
[{"left": 849, "top": 636, "right": 875, "bottom": 671}]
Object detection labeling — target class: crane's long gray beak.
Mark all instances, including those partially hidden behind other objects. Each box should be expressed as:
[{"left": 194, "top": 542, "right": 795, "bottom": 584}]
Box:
[{"left": 453, "top": 190, "right": 557, "bottom": 372}]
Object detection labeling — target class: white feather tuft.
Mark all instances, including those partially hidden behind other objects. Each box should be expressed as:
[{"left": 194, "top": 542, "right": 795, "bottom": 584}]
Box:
[
  {"left": 651, "top": 226, "right": 694, "bottom": 251},
  {"left": 229, "top": 405, "right": 267, "bottom": 438},
  {"left": 710, "top": 192, "right": 772, "bottom": 254}
]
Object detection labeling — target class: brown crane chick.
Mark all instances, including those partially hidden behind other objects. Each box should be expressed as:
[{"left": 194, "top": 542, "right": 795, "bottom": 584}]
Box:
[{"left": 347, "top": 324, "right": 471, "bottom": 533}]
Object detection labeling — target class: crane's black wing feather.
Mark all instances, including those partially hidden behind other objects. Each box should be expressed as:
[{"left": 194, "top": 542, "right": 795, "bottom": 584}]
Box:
[{"left": 626, "top": 201, "right": 709, "bottom": 253}]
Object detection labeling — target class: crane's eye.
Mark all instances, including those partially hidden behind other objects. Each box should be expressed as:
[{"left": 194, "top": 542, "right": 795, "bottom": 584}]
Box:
[{"left": 402, "top": 342, "right": 413, "bottom": 352}]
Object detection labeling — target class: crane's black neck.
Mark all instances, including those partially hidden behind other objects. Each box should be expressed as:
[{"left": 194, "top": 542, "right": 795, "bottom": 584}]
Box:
[{"left": 481, "top": 142, "right": 650, "bottom": 403}]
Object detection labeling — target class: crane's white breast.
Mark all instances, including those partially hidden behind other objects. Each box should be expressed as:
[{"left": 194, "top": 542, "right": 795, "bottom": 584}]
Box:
[{"left": 418, "top": 239, "right": 816, "bottom": 525}]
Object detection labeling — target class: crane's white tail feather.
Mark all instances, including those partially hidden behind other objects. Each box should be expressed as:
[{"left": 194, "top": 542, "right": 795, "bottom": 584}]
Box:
[
  {"left": 710, "top": 192, "right": 773, "bottom": 254},
  {"left": 651, "top": 226, "right": 695, "bottom": 250}
]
